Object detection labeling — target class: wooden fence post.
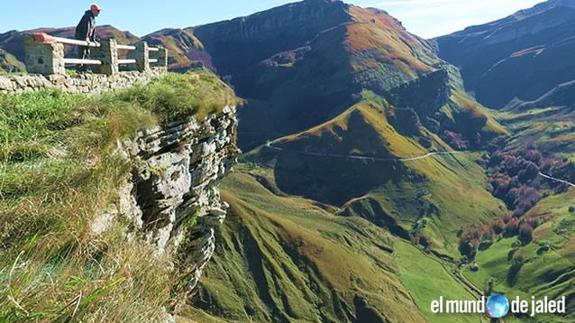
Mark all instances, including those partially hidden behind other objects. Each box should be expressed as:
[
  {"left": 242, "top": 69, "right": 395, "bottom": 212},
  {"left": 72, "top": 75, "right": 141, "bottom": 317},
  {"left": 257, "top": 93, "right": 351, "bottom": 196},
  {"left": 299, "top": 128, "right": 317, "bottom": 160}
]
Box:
[
  {"left": 23, "top": 34, "right": 65, "bottom": 75},
  {"left": 96, "top": 39, "right": 119, "bottom": 75},
  {"left": 131, "top": 41, "right": 150, "bottom": 72},
  {"left": 158, "top": 46, "right": 168, "bottom": 69}
]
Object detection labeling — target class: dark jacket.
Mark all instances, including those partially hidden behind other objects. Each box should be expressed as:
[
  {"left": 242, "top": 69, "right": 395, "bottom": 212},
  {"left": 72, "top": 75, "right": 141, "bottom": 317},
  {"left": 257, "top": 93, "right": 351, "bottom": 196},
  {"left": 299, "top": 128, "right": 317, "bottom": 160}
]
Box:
[{"left": 75, "top": 10, "right": 96, "bottom": 41}]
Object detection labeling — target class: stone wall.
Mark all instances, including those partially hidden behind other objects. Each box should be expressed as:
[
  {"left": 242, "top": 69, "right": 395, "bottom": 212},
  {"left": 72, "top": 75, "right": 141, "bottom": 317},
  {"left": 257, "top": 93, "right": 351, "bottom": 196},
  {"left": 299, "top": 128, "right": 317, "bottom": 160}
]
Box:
[
  {"left": 90, "top": 106, "right": 239, "bottom": 313},
  {"left": 0, "top": 68, "right": 166, "bottom": 94}
]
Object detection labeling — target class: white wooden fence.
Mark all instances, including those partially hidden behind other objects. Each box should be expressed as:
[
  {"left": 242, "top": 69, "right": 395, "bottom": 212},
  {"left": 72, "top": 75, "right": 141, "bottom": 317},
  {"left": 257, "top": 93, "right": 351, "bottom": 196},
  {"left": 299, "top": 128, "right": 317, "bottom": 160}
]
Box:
[{"left": 24, "top": 32, "right": 168, "bottom": 76}]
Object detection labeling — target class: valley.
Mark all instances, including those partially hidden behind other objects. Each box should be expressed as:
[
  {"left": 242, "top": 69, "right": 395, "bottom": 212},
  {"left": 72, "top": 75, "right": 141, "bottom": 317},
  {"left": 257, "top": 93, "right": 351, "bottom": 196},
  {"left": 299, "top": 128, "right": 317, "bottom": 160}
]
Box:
[
  {"left": 179, "top": 0, "right": 575, "bottom": 321},
  {"left": 1, "top": 0, "right": 574, "bottom": 322}
]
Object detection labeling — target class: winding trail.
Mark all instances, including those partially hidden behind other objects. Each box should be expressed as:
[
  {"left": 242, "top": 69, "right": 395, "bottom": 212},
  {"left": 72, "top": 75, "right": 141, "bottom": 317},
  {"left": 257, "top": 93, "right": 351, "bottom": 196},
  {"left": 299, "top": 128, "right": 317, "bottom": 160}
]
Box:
[
  {"left": 263, "top": 140, "right": 574, "bottom": 320},
  {"left": 266, "top": 142, "right": 575, "bottom": 188},
  {"left": 539, "top": 172, "right": 575, "bottom": 188},
  {"left": 265, "top": 141, "right": 467, "bottom": 162}
]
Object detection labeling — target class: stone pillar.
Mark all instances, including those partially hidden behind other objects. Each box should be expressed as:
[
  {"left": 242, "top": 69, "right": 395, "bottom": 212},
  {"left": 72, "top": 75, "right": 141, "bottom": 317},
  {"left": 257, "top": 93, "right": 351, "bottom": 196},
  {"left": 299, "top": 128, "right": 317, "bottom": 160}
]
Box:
[
  {"left": 131, "top": 41, "right": 150, "bottom": 72},
  {"left": 96, "top": 39, "right": 119, "bottom": 75},
  {"left": 158, "top": 46, "right": 168, "bottom": 69},
  {"left": 23, "top": 34, "right": 65, "bottom": 75}
]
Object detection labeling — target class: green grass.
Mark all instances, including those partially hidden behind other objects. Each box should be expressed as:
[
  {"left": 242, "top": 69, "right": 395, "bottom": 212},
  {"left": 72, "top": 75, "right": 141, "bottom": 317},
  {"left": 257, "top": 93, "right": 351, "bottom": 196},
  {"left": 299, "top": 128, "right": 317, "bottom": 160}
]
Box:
[
  {"left": 394, "top": 241, "right": 477, "bottom": 323},
  {"left": 185, "top": 164, "right": 428, "bottom": 322},
  {"left": 186, "top": 164, "right": 507, "bottom": 322},
  {"left": 0, "top": 49, "right": 26, "bottom": 74},
  {"left": 268, "top": 96, "right": 506, "bottom": 258},
  {"left": 495, "top": 107, "right": 575, "bottom": 159},
  {"left": 0, "top": 71, "right": 236, "bottom": 321},
  {"left": 463, "top": 189, "right": 575, "bottom": 322},
  {"left": 114, "top": 71, "right": 238, "bottom": 124}
]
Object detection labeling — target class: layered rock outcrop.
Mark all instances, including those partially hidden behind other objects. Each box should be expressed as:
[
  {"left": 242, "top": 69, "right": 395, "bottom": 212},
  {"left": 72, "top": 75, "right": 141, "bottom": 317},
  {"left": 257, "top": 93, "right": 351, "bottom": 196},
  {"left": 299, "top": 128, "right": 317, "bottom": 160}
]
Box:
[
  {"left": 91, "top": 106, "right": 239, "bottom": 302},
  {"left": 383, "top": 69, "right": 450, "bottom": 116}
]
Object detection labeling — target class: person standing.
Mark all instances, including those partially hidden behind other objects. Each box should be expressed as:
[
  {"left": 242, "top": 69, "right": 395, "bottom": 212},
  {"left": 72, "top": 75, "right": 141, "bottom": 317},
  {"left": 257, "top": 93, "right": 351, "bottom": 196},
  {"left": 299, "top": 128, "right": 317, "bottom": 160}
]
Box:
[{"left": 75, "top": 4, "right": 101, "bottom": 72}]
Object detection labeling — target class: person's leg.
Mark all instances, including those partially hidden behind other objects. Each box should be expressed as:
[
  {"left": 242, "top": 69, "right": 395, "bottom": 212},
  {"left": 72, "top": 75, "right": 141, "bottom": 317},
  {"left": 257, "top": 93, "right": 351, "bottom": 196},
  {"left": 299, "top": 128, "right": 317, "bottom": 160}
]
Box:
[
  {"left": 77, "top": 46, "right": 91, "bottom": 73},
  {"left": 77, "top": 46, "right": 85, "bottom": 72}
]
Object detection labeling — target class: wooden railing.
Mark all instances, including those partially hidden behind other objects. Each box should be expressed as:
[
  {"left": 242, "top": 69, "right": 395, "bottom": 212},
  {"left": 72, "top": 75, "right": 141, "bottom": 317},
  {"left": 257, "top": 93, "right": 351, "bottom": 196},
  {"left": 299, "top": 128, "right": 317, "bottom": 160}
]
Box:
[{"left": 24, "top": 33, "right": 168, "bottom": 76}]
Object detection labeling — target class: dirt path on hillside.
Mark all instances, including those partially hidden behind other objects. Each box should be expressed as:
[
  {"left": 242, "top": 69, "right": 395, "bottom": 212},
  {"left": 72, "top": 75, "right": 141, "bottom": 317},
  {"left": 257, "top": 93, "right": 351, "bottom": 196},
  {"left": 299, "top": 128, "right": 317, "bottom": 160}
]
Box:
[
  {"left": 265, "top": 141, "right": 467, "bottom": 162},
  {"left": 266, "top": 143, "right": 575, "bottom": 189},
  {"left": 539, "top": 172, "right": 575, "bottom": 188}
]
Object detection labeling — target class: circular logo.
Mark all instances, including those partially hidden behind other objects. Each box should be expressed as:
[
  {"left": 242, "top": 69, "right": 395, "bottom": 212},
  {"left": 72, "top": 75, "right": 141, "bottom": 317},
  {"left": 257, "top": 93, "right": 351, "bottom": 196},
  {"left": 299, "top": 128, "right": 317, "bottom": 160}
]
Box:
[{"left": 486, "top": 293, "right": 510, "bottom": 318}]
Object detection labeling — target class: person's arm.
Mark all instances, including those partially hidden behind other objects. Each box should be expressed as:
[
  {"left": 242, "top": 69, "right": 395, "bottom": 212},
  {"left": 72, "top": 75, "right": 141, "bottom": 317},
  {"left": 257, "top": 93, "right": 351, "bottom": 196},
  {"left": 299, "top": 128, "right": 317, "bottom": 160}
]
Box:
[{"left": 88, "top": 17, "right": 96, "bottom": 42}]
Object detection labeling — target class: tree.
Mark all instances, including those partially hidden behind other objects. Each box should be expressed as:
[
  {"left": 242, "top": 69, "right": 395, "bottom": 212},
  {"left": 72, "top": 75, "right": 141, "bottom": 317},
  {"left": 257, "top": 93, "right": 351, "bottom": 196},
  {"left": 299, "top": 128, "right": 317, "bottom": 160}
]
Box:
[
  {"left": 507, "top": 253, "right": 525, "bottom": 286},
  {"left": 504, "top": 218, "right": 520, "bottom": 237},
  {"left": 492, "top": 220, "right": 504, "bottom": 235},
  {"left": 518, "top": 223, "right": 534, "bottom": 245}
]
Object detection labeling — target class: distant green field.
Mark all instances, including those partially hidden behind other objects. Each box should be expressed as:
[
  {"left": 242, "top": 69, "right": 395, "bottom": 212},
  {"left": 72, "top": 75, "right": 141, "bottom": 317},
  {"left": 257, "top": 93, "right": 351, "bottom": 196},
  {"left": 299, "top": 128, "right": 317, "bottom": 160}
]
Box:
[{"left": 394, "top": 241, "right": 479, "bottom": 323}]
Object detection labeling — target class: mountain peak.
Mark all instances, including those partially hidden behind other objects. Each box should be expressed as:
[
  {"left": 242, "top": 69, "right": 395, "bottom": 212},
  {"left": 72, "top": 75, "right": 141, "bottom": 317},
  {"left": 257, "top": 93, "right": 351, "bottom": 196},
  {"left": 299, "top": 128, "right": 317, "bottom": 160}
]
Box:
[
  {"left": 512, "top": 0, "right": 575, "bottom": 20},
  {"left": 303, "top": 0, "right": 340, "bottom": 3}
]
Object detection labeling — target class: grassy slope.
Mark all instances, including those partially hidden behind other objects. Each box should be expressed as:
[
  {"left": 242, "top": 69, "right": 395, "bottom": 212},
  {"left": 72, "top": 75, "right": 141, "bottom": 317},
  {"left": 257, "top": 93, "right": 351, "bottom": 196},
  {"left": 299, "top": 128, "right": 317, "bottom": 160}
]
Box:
[
  {"left": 186, "top": 165, "right": 485, "bottom": 322},
  {"left": 191, "top": 166, "right": 425, "bottom": 322},
  {"left": 144, "top": 29, "right": 206, "bottom": 72},
  {"left": 265, "top": 96, "right": 506, "bottom": 257},
  {"left": 346, "top": 7, "right": 506, "bottom": 144},
  {"left": 473, "top": 105, "right": 575, "bottom": 321},
  {"left": 0, "top": 48, "right": 25, "bottom": 74},
  {"left": 394, "top": 241, "right": 478, "bottom": 323},
  {"left": 0, "top": 71, "right": 236, "bottom": 321},
  {"left": 464, "top": 188, "right": 575, "bottom": 322},
  {"left": 346, "top": 5, "right": 437, "bottom": 89},
  {"left": 496, "top": 107, "right": 575, "bottom": 161}
]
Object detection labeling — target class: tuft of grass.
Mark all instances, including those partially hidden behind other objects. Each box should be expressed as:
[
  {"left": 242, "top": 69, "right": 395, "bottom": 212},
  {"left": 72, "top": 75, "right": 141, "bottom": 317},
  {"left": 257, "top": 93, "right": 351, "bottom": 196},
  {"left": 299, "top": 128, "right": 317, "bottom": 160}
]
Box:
[
  {"left": 114, "top": 70, "right": 239, "bottom": 124},
  {"left": 0, "top": 71, "right": 235, "bottom": 321}
]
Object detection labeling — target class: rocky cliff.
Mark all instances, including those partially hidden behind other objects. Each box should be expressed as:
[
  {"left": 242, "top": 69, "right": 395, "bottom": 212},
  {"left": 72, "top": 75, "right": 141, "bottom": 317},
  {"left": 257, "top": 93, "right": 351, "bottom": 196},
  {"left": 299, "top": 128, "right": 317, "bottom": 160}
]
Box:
[
  {"left": 93, "top": 106, "right": 239, "bottom": 306},
  {"left": 0, "top": 71, "right": 239, "bottom": 321}
]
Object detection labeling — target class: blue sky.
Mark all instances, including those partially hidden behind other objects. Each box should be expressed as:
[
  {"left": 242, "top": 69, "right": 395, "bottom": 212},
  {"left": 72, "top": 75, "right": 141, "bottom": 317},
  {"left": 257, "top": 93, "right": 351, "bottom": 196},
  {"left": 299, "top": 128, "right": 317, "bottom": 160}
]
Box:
[{"left": 0, "top": 0, "right": 543, "bottom": 38}]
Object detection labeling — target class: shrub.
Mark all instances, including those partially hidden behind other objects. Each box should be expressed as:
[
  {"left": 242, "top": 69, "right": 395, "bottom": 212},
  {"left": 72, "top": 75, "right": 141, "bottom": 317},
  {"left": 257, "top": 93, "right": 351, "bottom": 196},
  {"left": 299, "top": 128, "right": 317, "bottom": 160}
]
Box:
[
  {"left": 504, "top": 218, "right": 520, "bottom": 237},
  {"left": 511, "top": 186, "right": 542, "bottom": 216},
  {"left": 518, "top": 223, "right": 534, "bottom": 245},
  {"left": 443, "top": 130, "right": 469, "bottom": 150},
  {"left": 507, "top": 253, "right": 525, "bottom": 286},
  {"left": 537, "top": 241, "right": 551, "bottom": 255},
  {"left": 488, "top": 148, "right": 547, "bottom": 216},
  {"left": 492, "top": 220, "right": 505, "bottom": 235}
]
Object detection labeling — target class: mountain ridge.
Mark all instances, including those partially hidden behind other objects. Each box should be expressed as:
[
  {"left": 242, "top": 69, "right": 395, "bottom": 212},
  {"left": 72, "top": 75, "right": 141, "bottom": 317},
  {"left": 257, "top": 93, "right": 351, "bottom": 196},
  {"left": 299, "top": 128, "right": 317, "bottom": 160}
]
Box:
[
  {"left": 6, "top": 2, "right": 574, "bottom": 322},
  {"left": 435, "top": 0, "right": 575, "bottom": 109}
]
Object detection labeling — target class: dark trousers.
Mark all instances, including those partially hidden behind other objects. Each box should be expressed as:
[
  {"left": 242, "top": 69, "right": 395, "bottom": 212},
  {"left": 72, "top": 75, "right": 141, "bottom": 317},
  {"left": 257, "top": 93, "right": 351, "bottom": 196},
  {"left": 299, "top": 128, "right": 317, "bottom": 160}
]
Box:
[{"left": 77, "top": 46, "right": 91, "bottom": 72}]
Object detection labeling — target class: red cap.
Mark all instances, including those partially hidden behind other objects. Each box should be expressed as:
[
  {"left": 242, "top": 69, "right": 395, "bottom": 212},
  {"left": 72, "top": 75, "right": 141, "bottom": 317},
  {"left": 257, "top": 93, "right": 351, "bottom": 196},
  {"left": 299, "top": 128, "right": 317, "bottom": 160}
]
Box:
[{"left": 91, "top": 4, "right": 102, "bottom": 12}]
